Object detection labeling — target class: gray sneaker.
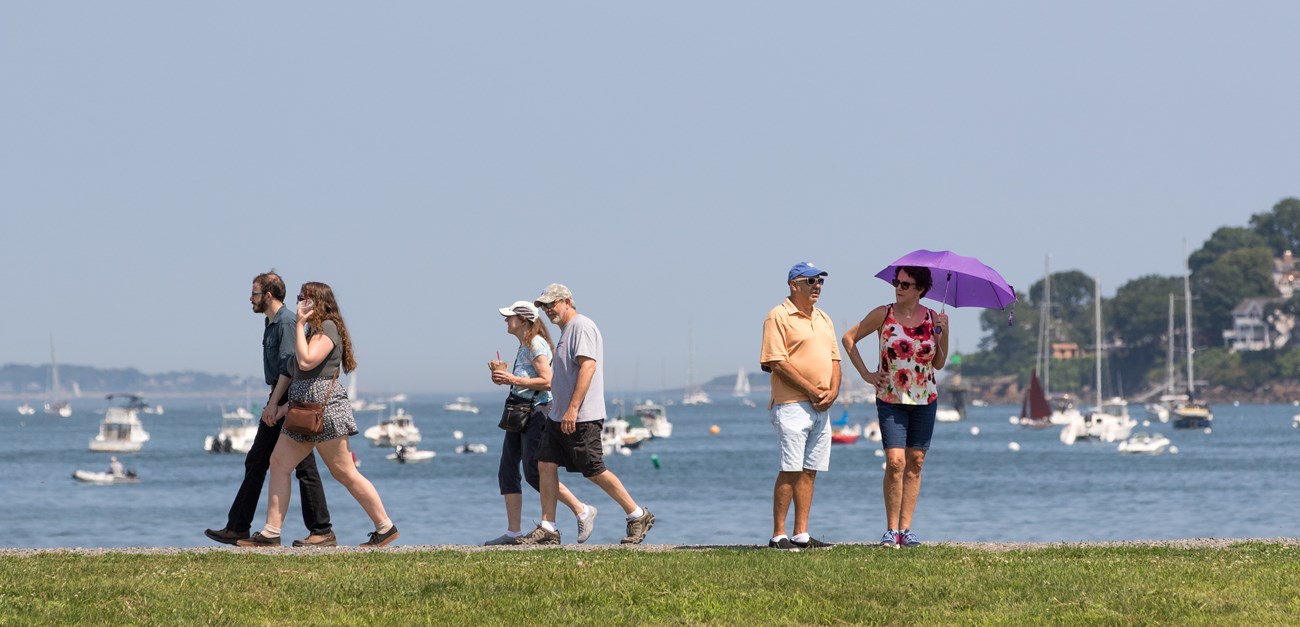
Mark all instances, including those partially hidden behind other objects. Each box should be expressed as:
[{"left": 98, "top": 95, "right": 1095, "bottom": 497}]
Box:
[
  {"left": 483, "top": 533, "right": 523, "bottom": 546},
  {"left": 620, "top": 508, "right": 655, "bottom": 544},
  {"left": 576, "top": 505, "right": 598, "bottom": 544},
  {"left": 518, "top": 524, "right": 561, "bottom": 545}
]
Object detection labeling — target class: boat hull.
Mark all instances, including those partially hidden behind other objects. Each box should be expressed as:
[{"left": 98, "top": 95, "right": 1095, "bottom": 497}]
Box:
[{"left": 72, "top": 470, "right": 138, "bottom": 484}]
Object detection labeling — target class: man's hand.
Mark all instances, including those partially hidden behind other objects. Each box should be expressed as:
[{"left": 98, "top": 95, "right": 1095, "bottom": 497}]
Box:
[
  {"left": 812, "top": 387, "right": 836, "bottom": 413},
  {"left": 561, "top": 408, "right": 578, "bottom": 434},
  {"left": 260, "top": 404, "right": 278, "bottom": 426}
]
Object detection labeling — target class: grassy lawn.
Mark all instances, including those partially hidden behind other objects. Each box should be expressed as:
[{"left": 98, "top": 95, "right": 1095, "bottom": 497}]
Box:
[{"left": 3, "top": 543, "right": 1298, "bottom": 625}]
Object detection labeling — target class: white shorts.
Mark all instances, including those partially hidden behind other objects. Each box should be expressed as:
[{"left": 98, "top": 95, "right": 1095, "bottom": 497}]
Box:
[{"left": 770, "top": 401, "right": 831, "bottom": 472}]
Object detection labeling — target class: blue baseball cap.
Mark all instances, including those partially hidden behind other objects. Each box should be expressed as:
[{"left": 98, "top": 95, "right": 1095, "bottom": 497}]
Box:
[{"left": 788, "top": 262, "right": 828, "bottom": 282}]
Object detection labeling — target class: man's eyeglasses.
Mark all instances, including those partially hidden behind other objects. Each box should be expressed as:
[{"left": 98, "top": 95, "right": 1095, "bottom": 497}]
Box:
[
  {"left": 539, "top": 301, "right": 561, "bottom": 311},
  {"left": 796, "top": 277, "right": 825, "bottom": 286},
  {"left": 892, "top": 279, "right": 917, "bottom": 290},
  {"left": 250, "top": 291, "right": 264, "bottom": 298}
]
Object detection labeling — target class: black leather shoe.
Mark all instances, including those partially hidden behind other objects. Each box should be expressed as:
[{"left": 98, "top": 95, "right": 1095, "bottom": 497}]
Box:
[
  {"left": 792, "top": 536, "right": 834, "bottom": 549},
  {"left": 360, "top": 526, "right": 399, "bottom": 547},
  {"left": 204, "top": 527, "right": 250, "bottom": 545}
]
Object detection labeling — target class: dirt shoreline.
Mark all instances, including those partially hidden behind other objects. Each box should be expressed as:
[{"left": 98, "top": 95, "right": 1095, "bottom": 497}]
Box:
[{"left": 3, "top": 537, "right": 1296, "bottom": 557}]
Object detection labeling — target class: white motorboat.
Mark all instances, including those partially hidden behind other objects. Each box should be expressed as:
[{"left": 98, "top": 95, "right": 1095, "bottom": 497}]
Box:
[
  {"left": 602, "top": 417, "right": 650, "bottom": 455},
  {"left": 72, "top": 469, "right": 139, "bottom": 484},
  {"left": 16, "top": 402, "right": 35, "bottom": 416},
  {"left": 363, "top": 408, "right": 422, "bottom": 447},
  {"left": 1293, "top": 415, "right": 1300, "bottom": 429},
  {"left": 633, "top": 401, "right": 673, "bottom": 439},
  {"left": 1117, "top": 432, "right": 1172, "bottom": 455},
  {"left": 455, "top": 443, "right": 489, "bottom": 454},
  {"left": 936, "top": 407, "right": 963, "bottom": 423},
  {"left": 205, "top": 413, "right": 258, "bottom": 454},
  {"left": 864, "top": 420, "right": 883, "bottom": 443},
  {"left": 387, "top": 445, "right": 436, "bottom": 463},
  {"left": 221, "top": 405, "right": 255, "bottom": 420},
  {"left": 442, "top": 397, "right": 480, "bottom": 414},
  {"left": 89, "top": 394, "right": 151, "bottom": 452}
]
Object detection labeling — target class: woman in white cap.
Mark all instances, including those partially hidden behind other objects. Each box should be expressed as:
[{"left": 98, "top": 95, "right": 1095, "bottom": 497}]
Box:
[{"left": 484, "top": 300, "right": 596, "bottom": 546}]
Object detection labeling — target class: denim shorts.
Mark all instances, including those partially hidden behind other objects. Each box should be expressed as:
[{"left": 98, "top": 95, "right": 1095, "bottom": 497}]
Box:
[
  {"left": 876, "top": 400, "right": 937, "bottom": 450},
  {"left": 770, "top": 401, "right": 831, "bottom": 472}
]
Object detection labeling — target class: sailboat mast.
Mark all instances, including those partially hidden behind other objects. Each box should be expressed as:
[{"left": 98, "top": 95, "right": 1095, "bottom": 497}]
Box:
[
  {"left": 1183, "top": 241, "right": 1196, "bottom": 398},
  {"left": 1167, "top": 293, "right": 1176, "bottom": 395},
  {"left": 50, "top": 335, "right": 61, "bottom": 404},
  {"left": 1044, "top": 258, "right": 1052, "bottom": 396},
  {"left": 1094, "top": 277, "right": 1102, "bottom": 407}
]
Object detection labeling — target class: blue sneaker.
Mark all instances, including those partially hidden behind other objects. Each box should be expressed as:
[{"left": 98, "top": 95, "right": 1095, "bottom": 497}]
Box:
[
  {"left": 898, "top": 529, "right": 921, "bottom": 548},
  {"left": 879, "top": 529, "right": 899, "bottom": 548}
]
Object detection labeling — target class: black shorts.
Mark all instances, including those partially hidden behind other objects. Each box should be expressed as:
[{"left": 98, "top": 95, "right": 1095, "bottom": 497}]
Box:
[{"left": 536, "top": 419, "right": 607, "bottom": 478}]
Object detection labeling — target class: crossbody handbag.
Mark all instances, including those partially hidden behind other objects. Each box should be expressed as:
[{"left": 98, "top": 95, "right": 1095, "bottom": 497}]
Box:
[
  {"left": 498, "top": 354, "right": 537, "bottom": 432},
  {"left": 285, "top": 367, "right": 340, "bottom": 436}
]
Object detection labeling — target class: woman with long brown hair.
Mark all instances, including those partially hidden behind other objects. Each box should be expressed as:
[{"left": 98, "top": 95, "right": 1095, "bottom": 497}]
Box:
[
  {"left": 238, "top": 281, "right": 398, "bottom": 548},
  {"left": 483, "top": 301, "right": 594, "bottom": 546}
]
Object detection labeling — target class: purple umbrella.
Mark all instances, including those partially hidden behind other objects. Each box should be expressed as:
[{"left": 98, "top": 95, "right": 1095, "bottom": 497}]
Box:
[{"left": 875, "top": 248, "right": 1017, "bottom": 313}]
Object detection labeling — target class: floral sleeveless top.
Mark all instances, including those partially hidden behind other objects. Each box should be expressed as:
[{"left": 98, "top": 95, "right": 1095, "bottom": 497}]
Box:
[{"left": 877, "top": 305, "right": 939, "bottom": 405}]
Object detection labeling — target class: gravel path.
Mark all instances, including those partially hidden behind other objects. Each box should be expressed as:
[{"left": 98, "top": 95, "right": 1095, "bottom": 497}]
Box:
[{"left": 3, "top": 537, "right": 1297, "bottom": 557}]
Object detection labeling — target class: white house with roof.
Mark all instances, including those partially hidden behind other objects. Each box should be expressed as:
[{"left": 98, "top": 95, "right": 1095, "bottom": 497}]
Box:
[{"left": 1222, "top": 297, "right": 1293, "bottom": 352}]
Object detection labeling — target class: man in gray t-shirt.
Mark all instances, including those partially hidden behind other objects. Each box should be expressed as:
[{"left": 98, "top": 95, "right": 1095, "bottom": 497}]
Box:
[{"left": 522, "top": 283, "right": 655, "bottom": 546}]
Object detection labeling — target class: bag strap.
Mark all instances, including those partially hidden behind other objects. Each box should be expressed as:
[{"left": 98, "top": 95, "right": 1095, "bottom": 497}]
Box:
[{"left": 323, "top": 367, "right": 340, "bottom": 401}]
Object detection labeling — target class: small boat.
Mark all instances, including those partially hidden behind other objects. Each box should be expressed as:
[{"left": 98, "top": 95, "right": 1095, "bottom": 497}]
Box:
[
  {"left": 16, "top": 402, "right": 35, "bottom": 416},
  {"left": 1293, "top": 415, "right": 1300, "bottom": 428},
  {"left": 45, "top": 338, "right": 73, "bottom": 417},
  {"left": 864, "top": 420, "right": 883, "bottom": 443},
  {"left": 442, "top": 397, "right": 480, "bottom": 414},
  {"left": 205, "top": 412, "right": 258, "bottom": 454},
  {"left": 72, "top": 469, "right": 139, "bottom": 484},
  {"left": 89, "top": 394, "right": 152, "bottom": 452},
  {"left": 386, "top": 445, "right": 436, "bottom": 463},
  {"left": 1171, "top": 400, "right": 1213, "bottom": 430},
  {"left": 221, "top": 405, "right": 255, "bottom": 421},
  {"left": 633, "top": 401, "right": 673, "bottom": 439},
  {"left": 732, "top": 368, "right": 753, "bottom": 407},
  {"left": 831, "top": 423, "right": 861, "bottom": 445},
  {"left": 936, "top": 383, "right": 967, "bottom": 422},
  {"left": 830, "top": 410, "right": 862, "bottom": 445},
  {"left": 363, "top": 408, "right": 422, "bottom": 447},
  {"left": 455, "top": 443, "right": 489, "bottom": 454},
  {"left": 1117, "top": 432, "right": 1172, "bottom": 455},
  {"left": 1171, "top": 247, "right": 1213, "bottom": 431},
  {"left": 601, "top": 417, "right": 649, "bottom": 455},
  {"left": 347, "top": 375, "right": 388, "bottom": 412}
]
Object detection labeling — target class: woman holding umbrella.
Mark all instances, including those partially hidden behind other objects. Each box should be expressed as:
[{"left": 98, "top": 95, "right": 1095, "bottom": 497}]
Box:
[{"left": 842, "top": 265, "right": 949, "bottom": 548}]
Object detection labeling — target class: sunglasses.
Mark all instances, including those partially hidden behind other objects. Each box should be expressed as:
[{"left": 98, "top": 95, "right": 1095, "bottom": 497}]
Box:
[
  {"left": 891, "top": 279, "right": 917, "bottom": 290},
  {"left": 796, "top": 277, "right": 825, "bottom": 286},
  {"left": 539, "top": 300, "right": 562, "bottom": 311}
]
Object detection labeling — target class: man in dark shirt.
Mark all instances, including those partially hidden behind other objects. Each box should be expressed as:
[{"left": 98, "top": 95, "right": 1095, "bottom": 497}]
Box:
[{"left": 205, "top": 271, "right": 335, "bottom": 546}]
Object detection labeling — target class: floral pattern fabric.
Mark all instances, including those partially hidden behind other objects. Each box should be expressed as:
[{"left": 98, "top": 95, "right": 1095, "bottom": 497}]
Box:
[{"left": 877, "top": 305, "right": 938, "bottom": 405}]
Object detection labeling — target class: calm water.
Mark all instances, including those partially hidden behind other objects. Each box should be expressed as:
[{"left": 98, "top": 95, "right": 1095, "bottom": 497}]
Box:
[{"left": 3, "top": 396, "right": 1298, "bottom": 548}]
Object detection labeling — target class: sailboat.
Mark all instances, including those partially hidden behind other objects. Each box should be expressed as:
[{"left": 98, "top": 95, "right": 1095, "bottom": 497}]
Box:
[
  {"left": 1171, "top": 242, "right": 1213, "bottom": 429},
  {"left": 45, "top": 337, "right": 72, "bottom": 417},
  {"left": 1060, "top": 277, "right": 1136, "bottom": 444},
  {"left": 733, "top": 368, "right": 756, "bottom": 407},
  {"left": 1016, "top": 369, "right": 1053, "bottom": 428},
  {"left": 1145, "top": 294, "right": 1187, "bottom": 422},
  {"left": 681, "top": 324, "right": 711, "bottom": 405}
]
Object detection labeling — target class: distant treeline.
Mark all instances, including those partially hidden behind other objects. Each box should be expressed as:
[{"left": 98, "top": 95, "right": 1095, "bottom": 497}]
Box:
[
  {"left": 0, "top": 363, "right": 257, "bottom": 398},
  {"left": 959, "top": 197, "right": 1300, "bottom": 401}
]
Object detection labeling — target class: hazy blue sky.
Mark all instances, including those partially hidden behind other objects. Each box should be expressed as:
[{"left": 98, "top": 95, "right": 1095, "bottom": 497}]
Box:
[{"left": 3, "top": 2, "right": 1297, "bottom": 396}]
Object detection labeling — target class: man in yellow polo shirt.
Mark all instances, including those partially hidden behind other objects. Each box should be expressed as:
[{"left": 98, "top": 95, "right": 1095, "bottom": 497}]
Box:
[{"left": 760, "top": 261, "right": 841, "bottom": 550}]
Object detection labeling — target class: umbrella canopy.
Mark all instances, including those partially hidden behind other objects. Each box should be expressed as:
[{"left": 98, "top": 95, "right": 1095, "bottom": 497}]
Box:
[{"left": 875, "top": 249, "right": 1016, "bottom": 310}]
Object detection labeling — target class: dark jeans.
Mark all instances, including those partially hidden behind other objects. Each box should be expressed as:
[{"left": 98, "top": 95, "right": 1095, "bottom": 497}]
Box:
[
  {"left": 225, "top": 411, "right": 331, "bottom": 535},
  {"left": 498, "top": 404, "right": 548, "bottom": 495}
]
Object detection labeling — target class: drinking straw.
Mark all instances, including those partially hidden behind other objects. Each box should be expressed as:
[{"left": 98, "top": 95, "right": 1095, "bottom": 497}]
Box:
[{"left": 496, "top": 351, "right": 501, "bottom": 362}]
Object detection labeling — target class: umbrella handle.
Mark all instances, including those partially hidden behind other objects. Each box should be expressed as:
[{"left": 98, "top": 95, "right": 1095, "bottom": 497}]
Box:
[{"left": 935, "top": 272, "right": 952, "bottom": 335}]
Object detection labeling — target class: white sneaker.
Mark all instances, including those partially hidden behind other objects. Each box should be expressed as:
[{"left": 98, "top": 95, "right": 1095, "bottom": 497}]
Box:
[{"left": 576, "top": 505, "right": 598, "bottom": 544}]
